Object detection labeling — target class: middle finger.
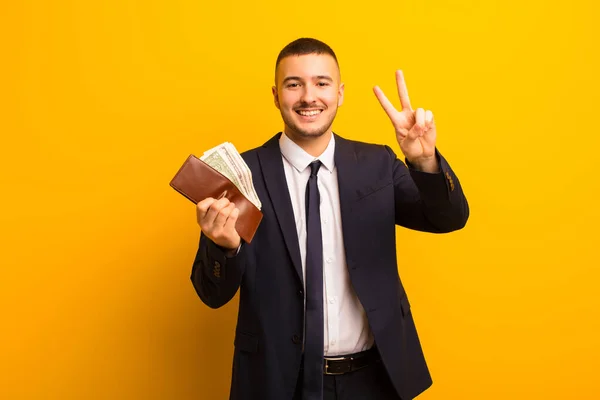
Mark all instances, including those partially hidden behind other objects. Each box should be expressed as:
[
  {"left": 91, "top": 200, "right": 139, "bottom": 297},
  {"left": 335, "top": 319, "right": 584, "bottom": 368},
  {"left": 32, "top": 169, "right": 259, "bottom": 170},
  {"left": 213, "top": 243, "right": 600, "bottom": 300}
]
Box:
[{"left": 204, "top": 198, "right": 231, "bottom": 225}]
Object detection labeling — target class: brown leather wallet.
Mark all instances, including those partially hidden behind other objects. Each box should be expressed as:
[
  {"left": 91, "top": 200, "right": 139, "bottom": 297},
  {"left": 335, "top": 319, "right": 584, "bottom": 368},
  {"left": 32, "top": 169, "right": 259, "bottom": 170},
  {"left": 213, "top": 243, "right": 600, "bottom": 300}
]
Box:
[{"left": 169, "top": 154, "right": 263, "bottom": 243}]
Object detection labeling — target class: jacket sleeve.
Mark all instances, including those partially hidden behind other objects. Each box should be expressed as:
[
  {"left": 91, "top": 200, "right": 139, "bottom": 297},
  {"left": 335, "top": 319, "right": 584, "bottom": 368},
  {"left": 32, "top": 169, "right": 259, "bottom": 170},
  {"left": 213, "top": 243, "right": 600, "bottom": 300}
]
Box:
[
  {"left": 190, "top": 232, "right": 247, "bottom": 309},
  {"left": 387, "top": 145, "right": 470, "bottom": 233}
]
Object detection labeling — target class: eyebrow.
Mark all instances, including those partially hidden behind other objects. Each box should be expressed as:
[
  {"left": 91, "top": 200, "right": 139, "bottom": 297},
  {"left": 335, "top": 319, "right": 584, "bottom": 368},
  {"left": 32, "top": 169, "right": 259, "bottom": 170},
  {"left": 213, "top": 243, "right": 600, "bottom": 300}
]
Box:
[{"left": 282, "top": 75, "right": 334, "bottom": 84}]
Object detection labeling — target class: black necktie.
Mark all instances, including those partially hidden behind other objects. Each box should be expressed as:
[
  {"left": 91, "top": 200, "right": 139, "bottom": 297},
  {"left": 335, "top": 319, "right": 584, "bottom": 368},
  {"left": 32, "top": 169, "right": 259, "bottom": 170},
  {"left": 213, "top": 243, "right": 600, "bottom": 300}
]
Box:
[{"left": 303, "top": 160, "right": 324, "bottom": 400}]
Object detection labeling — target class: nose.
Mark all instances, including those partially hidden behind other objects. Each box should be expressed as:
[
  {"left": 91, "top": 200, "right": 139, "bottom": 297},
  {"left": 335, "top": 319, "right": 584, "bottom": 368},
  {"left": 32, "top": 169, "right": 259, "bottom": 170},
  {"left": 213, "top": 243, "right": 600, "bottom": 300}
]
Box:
[{"left": 300, "top": 85, "right": 317, "bottom": 104}]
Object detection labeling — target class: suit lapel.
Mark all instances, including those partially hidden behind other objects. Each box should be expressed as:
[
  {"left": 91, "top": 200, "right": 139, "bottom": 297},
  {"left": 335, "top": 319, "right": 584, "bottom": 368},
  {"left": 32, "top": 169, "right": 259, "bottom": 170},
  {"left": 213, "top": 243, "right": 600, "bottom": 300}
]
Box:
[
  {"left": 257, "top": 133, "right": 304, "bottom": 285},
  {"left": 334, "top": 134, "right": 363, "bottom": 268}
]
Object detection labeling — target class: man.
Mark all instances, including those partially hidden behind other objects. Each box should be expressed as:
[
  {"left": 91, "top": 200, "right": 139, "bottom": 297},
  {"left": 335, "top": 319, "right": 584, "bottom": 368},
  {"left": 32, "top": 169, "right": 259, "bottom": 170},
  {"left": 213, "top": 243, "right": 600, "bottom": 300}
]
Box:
[{"left": 191, "top": 38, "right": 469, "bottom": 400}]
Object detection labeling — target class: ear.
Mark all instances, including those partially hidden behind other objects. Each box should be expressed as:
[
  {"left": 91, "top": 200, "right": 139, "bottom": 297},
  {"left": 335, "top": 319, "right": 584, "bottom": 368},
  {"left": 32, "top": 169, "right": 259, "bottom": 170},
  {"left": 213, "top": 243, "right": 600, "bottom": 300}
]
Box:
[
  {"left": 337, "top": 82, "right": 345, "bottom": 107},
  {"left": 272, "top": 86, "right": 280, "bottom": 109}
]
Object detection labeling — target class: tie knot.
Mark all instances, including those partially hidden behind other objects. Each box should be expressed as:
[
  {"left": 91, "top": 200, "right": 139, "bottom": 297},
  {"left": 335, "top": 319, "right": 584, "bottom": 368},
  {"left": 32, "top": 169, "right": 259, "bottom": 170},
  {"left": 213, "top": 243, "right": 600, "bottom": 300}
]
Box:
[{"left": 309, "top": 160, "right": 322, "bottom": 177}]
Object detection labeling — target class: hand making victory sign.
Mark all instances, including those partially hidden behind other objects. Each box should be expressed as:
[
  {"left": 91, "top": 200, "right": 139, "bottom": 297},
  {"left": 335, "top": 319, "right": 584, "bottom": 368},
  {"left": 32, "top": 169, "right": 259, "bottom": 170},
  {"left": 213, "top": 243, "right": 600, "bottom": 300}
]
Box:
[{"left": 373, "top": 70, "right": 439, "bottom": 173}]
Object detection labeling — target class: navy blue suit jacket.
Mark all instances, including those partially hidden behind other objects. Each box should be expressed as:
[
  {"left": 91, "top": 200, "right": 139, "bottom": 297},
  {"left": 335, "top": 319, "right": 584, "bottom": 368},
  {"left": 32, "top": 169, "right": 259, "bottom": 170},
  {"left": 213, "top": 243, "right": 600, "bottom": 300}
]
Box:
[{"left": 191, "top": 132, "right": 469, "bottom": 399}]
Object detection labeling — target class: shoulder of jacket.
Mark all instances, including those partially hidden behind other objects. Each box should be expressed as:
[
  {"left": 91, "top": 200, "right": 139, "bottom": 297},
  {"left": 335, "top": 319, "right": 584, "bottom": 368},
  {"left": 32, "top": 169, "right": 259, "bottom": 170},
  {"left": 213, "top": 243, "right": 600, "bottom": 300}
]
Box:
[{"left": 338, "top": 136, "right": 395, "bottom": 159}]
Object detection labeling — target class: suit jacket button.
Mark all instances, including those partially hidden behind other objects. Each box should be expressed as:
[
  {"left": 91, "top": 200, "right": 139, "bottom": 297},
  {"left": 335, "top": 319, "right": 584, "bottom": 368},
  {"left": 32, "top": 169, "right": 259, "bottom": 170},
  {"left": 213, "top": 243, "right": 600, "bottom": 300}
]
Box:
[
  {"left": 292, "top": 334, "right": 301, "bottom": 344},
  {"left": 213, "top": 261, "right": 221, "bottom": 278},
  {"left": 298, "top": 290, "right": 304, "bottom": 297}
]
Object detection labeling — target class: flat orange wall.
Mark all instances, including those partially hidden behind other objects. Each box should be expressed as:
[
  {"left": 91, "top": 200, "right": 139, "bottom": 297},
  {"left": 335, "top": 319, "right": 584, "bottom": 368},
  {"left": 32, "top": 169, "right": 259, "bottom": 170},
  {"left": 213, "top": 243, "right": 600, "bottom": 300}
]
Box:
[{"left": 1, "top": 0, "right": 599, "bottom": 399}]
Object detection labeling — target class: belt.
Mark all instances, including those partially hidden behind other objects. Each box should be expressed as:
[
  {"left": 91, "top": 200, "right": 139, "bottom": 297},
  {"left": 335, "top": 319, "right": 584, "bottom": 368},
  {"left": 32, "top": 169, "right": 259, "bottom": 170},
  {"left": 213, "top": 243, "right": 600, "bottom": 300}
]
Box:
[{"left": 323, "top": 346, "right": 380, "bottom": 375}]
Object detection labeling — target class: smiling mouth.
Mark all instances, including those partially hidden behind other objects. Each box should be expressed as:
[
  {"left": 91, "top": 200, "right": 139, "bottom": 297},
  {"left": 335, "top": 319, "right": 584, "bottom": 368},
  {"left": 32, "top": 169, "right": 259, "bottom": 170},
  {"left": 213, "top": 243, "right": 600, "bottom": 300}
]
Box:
[{"left": 296, "top": 109, "right": 323, "bottom": 117}]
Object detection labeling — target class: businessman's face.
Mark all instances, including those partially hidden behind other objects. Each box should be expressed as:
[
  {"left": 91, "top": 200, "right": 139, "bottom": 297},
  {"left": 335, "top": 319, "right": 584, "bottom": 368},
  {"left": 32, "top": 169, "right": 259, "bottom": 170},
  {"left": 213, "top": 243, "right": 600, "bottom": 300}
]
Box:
[{"left": 273, "top": 53, "right": 344, "bottom": 140}]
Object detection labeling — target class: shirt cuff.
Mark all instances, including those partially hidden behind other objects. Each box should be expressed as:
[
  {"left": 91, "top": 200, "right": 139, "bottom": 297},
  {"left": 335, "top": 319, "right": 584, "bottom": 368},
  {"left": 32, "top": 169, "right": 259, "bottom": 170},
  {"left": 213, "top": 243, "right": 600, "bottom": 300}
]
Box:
[
  {"left": 219, "top": 242, "right": 242, "bottom": 258},
  {"left": 405, "top": 149, "right": 442, "bottom": 174}
]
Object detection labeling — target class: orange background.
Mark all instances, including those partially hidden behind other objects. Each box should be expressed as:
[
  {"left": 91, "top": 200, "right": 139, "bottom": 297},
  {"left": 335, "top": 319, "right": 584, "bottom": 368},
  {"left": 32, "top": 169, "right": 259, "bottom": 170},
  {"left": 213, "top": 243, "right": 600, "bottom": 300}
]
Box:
[{"left": 1, "top": 0, "right": 599, "bottom": 399}]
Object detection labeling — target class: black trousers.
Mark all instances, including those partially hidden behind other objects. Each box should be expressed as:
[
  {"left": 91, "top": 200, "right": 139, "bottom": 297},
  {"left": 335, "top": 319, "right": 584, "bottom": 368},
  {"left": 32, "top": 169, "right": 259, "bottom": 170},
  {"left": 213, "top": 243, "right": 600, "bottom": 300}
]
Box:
[{"left": 293, "top": 355, "right": 401, "bottom": 400}]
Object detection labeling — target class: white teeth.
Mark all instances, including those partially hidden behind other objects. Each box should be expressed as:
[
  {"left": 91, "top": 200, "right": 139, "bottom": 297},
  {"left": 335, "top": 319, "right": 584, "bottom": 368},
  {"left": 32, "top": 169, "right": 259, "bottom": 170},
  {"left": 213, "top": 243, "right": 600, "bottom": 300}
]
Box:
[{"left": 298, "top": 110, "right": 321, "bottom": 116}]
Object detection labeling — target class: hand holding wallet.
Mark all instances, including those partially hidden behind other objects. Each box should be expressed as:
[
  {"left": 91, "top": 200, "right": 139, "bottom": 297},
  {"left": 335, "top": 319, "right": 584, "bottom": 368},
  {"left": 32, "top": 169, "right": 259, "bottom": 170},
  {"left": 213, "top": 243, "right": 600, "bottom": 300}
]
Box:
[{"left": 169, "top": 154, "right": 263, "bottom": 243}]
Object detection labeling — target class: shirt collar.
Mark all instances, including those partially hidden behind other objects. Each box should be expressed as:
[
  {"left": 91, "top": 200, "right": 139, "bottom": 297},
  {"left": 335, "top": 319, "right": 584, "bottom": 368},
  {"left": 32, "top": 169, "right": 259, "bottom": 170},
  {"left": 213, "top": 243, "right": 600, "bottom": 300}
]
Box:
[{"left": 279, "top": 132, "right": 335, "bottom": 174}]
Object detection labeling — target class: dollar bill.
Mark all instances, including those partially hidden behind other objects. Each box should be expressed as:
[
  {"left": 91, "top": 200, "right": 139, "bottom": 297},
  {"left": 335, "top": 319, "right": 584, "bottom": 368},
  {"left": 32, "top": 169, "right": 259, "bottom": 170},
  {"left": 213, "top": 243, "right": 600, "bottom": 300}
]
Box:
[
  {"left": 223, "top": 142, "right": 261, "bottom": 208},
  {"left": 200, "top": 142, "right": 261, "bottom": 209},
  {"left": 215, "top": 145, "right": 255, "bottom": 204},
  {"left": 200, "top": 149, "right": 245, "bottom": 196}
]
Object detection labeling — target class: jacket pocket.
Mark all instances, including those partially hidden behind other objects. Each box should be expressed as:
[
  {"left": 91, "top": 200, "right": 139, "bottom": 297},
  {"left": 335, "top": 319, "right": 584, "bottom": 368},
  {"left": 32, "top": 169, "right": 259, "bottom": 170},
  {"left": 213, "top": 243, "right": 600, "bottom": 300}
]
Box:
[
  {"left": 234, "top": 330, "right": 259, "bottom": 353},
  {"left": 356, "top": 178, "right": 392, "bottom": 201}
]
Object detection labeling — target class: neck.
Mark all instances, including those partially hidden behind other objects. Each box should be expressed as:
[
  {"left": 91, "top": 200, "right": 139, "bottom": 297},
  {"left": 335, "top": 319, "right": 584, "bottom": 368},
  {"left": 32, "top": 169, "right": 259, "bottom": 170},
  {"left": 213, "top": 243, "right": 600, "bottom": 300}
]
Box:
[{"left": 284, "top": 130, "right": 332, "bottom": 157}]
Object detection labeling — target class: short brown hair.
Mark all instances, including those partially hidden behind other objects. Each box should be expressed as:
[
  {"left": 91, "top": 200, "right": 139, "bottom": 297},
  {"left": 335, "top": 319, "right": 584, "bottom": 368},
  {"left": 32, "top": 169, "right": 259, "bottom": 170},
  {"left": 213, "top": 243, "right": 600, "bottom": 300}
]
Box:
[{"left": 275, "top": 38, "right": 339, "bottom": 72}]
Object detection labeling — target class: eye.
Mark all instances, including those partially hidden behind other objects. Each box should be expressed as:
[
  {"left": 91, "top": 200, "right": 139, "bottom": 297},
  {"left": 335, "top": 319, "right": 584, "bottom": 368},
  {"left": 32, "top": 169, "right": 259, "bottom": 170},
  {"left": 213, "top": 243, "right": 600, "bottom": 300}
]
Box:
[
  {"left": 317, "top": 81, "right": 330, "bottom": 87},
  {"left": 286, "top": 82, "right": 300, "bottom": 88}
]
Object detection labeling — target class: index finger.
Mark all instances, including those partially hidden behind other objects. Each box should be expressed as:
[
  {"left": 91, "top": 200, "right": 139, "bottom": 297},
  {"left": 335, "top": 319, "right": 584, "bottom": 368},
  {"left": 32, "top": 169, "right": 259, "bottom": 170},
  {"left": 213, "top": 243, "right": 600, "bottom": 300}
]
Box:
[
  {"left": 373, "top": 86, "right": 398, "bottom": 121},
  {"left": 396, "top": 70, "right": 412, "bottom": 111},
  {"left": 197, "top": 197, "right": 216, "bottom": 219}
]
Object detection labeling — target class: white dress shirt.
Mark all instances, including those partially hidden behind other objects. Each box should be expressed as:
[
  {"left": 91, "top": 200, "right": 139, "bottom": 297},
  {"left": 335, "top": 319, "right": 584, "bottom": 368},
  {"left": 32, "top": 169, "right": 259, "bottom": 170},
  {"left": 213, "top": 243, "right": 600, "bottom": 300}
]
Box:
[{"left": 279, "top": 133, "right": 375, "bottom": 356}]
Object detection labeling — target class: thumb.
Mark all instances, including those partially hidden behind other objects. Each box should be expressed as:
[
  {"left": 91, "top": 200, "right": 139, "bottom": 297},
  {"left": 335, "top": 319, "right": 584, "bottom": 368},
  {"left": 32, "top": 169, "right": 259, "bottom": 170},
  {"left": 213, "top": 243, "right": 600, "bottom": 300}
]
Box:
[{"left": 406, "top": 123, "right": 424, "bottom": 141}]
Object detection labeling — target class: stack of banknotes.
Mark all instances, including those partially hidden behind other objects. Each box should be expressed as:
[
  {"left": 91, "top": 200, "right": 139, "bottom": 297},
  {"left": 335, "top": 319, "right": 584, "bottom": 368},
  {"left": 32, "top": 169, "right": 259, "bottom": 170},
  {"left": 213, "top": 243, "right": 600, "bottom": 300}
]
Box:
[{"left": 200, "top": 142, "right": 262, "bottom": 210}]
